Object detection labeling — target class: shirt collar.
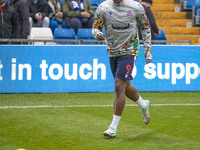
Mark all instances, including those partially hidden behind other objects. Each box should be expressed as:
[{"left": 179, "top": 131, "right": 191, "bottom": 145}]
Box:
[{"left": 113, "top": 0, "right": 124, "bottom": 6}]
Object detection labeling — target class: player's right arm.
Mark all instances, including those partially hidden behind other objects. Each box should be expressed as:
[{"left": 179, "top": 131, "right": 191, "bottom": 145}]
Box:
[
  {"left": 92, "top": 5, "right": 105, "bottom": 40},
  {"left": 136, "top": 3, "right": 152, "bottom": 63}
]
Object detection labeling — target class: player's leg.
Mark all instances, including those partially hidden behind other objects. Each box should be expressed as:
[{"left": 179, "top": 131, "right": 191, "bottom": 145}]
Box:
[
  {"left": 113, "top": 78, "right": 127, "bottom": 116},
  {"left": 125, "top": 78, "right": 151, "bottom": 124},
  {"left": 104, "top": 55, "right": 133, "bottom": 138},
  {"left": 104, "top": 77, "right": 127, "bottom": 138}
]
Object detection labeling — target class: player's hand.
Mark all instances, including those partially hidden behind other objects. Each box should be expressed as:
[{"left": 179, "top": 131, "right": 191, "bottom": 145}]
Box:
[
  {"left": 97, "top": 32, "right": 105, "bottom": 40},
  {"left": 144, "top": 48, "right": 152, "bottom": 63},
  {"left": 146, "top": 59, "right": 151, "bottom": 64}
]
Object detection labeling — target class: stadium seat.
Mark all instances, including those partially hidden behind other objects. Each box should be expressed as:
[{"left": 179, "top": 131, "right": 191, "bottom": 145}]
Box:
[
  {"left": 194, "top": 8, "right": 200, "bottom": 26},
  {"left": 89, "top": 0, "right": 98, "bottom": 7},
  {"left": 198, "top": 10, "right": 200, "bottom": 22},
  {"left": 155, "top": 29, "right": 167, "bottom": 44},
  {"left": 29, "top": 27, "right": 54, "bottom": 45},
  {"left": 77, "top": 28, "right": 97, "bottom": 44},
  {"left": 98, "top": 0, "right": 105, "bottom": 4},
  {"left": 194, "top": 0, "right": 200, "bottom": 12},
  {"left": 62, "top": 21, "right": 69, "bottom": 29},
  {"left": 59, "top": 0, "right": 64, "bottom": 4},
  {"left": 181, "top": 0, "right": 195, "bottom": 10},
  {"left": 89, "top": 0, "right": 105, "bottom": 10},
  {"left": 89, "top": 0, "right": 106, "bottom": 10},
  {"left": 193, "top": 0, "right": 200, "bottom": 26},
  {"left": 54, "top": 28, "right": 76, "bottom": 44},
  {"left": 186, "top": 0, "right": 195, "bottom": 8}
]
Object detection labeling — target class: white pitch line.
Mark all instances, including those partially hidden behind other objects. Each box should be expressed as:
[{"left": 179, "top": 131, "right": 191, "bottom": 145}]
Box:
[{"left": 0, "top": 103, "right": 200, "bottom": 109}]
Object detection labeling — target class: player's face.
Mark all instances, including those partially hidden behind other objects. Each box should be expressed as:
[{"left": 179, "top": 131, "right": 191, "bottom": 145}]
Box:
[{"left": 113, "top": 0, "right": 122, "bottom": 3}]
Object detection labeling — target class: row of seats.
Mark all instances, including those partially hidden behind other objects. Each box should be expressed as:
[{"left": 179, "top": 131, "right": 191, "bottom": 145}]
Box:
[
  {"left": 30, "top": 27, "right": 98, "bottom": 45},
  {"left": 30, "top": 27, "right": 166, "bottom": 45}
]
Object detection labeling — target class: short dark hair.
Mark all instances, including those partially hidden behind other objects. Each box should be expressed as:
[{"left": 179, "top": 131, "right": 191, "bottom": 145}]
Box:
[{"left": 142, "top": 0, "right": 153, "bottom": 5}]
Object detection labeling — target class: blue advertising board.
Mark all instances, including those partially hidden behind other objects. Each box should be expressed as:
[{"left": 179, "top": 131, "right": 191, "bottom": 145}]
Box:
[{"left": 0, "top": 45, "right": 200, "bottom": 93}]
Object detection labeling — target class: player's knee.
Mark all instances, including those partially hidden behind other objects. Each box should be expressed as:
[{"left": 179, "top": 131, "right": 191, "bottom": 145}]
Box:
[
  {"left": 125, "top": 81, "right": 131, "bottom": 89},
  {"left": 125, "top": 82, "right": 138, "bottom": 98},
  {"left": 115, "top": 78, "right": 126, "bottom": 93},
  {"left": 115, "top": 80, "right": 121, "bottom": 92}
]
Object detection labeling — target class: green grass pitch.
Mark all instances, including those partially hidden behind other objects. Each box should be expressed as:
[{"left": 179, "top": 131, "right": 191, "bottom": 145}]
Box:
[{"left": 0, "top": 92, "right": 200, "bottom": 150}]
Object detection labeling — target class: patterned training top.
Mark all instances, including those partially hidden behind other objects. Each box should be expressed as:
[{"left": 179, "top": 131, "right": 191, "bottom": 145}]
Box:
[{"left": 92, "top": 0, "right": 152, "bottom": 59}]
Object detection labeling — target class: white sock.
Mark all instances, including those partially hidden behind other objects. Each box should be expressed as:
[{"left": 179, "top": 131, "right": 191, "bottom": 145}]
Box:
[
  {"left": 110, "top": 115, "right": 121, "bottom": 131},
  {"left": 136, "top": 95, "right": 147, "bottom": 109}
]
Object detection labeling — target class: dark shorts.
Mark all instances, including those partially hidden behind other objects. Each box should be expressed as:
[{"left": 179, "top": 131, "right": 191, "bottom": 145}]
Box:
[{"left": 109, "top": 55, "right": 136, "bottom": 81}]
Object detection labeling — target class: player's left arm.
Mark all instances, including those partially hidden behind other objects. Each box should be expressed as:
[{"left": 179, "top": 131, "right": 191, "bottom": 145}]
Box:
[{"left": 136, "top": 4, "right": 152, "bottom": 63}]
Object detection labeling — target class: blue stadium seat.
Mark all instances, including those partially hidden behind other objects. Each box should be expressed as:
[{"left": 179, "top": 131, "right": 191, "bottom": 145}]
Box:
[
  {"left": 181, "top": 0, "right": 196, "bottom": 10},
  {"left": 155, "top": 29, "right": 167, "bottom": 44},
  {"left": 89, "top": 0, "right": 105, "bottom": 10},
  {"left": 62, "top": 21, "right": 69, "bottom": 29},
  {"left": 77, "top": 28, "right": 97, "bottom": 45},
  {"left": 192, "top": 0, "right": 200, "bottom": 26},
  {"left": 59, "top": 0, "right": 64, "bottom": 4},
  {"left": 194, "top": 0, "right": 200, "bottom": 11},
  {"left": 77, "top": 28, "right": 94, "bottom": 39},
  {"left": 89, "top": 0, "right": 106, "bottom": 11},
  {"left": 89, "top": 0, "right": 98, "bottom": 7},
  {"left": 54, "top": 28, "right": 76, "bottom": 44},
  {"left": 98, "top": 0, "right": 105, "bottom": 4},
  {"left": 194, "top": 8, "right": 200, "bottom": 25},
  {"left": 186, "top": 0, "right": 195, "bottom": 8},
  {"left": 198, "top": 10, "right": 200, "bottom": 22}
]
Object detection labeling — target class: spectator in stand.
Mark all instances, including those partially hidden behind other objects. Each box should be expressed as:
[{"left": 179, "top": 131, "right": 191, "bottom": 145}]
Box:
[
  {"left": 9, "top": 0, "right": 30, "bottom": 40},
  {"left": 62, "top": 0, "right": 95, "bottom": 34},
  {"left": 0, "top": 0, "right": 19, "bottom": 43},
  {"left": 28, "top": 0, "right": 50, "bottom": 30},
  {"left": 139, "top": 0, "right": 160, "bottom": 41},
  {"left": 48, "top": 0, "right": 64, "bottom": 34}
]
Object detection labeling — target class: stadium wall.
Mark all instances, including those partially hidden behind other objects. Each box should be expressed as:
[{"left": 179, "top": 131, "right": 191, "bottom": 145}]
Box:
[{"left": 0, "top": 45, "right": 200, "bottom": 93}]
